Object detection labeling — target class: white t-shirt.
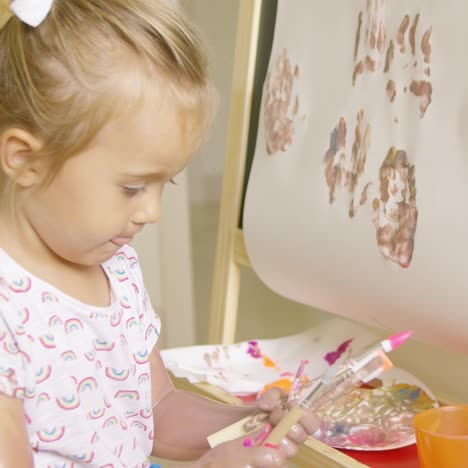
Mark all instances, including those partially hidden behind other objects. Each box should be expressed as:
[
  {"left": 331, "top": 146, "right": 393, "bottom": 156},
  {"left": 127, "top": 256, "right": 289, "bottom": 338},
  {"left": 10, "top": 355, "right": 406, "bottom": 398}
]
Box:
[{"left": 0, "top": 245, "right": 161, "bottom": 467}]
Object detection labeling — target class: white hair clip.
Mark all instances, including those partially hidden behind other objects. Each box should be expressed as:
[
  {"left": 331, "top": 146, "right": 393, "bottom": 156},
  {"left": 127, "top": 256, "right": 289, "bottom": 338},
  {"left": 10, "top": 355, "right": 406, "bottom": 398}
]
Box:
[
  {"left": 0, "top": 0, "right": 54, "bottom": 28},
  {"left": 9, "top": 0, "right": 53, "bottom": 27}
]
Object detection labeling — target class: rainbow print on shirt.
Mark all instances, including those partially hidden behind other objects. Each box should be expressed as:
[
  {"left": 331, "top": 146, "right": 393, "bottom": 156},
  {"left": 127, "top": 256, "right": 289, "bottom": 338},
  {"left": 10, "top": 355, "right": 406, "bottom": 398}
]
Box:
[
  {"left": 72, "top": 452, "right": 95, "bottom": 463},
  {"left": 105, "top": 367, "right": 130, "bottom": 381},
  {"left": 8, "top": 276, "right": 31, "bottom": 293},
  {"left": 78, "top": 377, "right": 98, "bottom": 393},
  {"left": 64, "top": 318, "right": 84, "bottom": 334},
  {"left": 37, "top": 426, "right": 65, "bottom": 442},
  {"left": 56, "top": 393, "right": 80, "bottom": 410},
  {"left": 35, "top": 365, "right": 52, "bottom": 384},
  {"left": 114, "top": 390, "right": 139, "bottom": 401}
]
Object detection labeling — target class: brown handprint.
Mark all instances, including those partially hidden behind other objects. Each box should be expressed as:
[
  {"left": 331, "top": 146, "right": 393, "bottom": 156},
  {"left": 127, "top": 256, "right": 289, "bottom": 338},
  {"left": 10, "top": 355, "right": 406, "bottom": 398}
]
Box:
[
  {"left": 387, "top": 14, "right": 433, "bottom": 117},
  {"left": 353, "top": 0, "right": 387, "bottom": 85},
  {"left": 353, "top": 2, "right": 433, "bottom": 118},
  {"left": 323, "top": 110, "right": 372, "bottom": 219},
  {"left": 372, "top": 147, "right": 418, "bottom": 268},
  {"left": 263, "top": 49, "right": 300, "bottom": 155}
]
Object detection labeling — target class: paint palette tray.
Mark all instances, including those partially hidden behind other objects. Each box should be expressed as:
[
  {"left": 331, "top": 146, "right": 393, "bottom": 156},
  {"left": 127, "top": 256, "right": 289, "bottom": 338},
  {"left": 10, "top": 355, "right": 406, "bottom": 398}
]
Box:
[{"left": 306, "top": 367, "right": 437, "bottom": 451}]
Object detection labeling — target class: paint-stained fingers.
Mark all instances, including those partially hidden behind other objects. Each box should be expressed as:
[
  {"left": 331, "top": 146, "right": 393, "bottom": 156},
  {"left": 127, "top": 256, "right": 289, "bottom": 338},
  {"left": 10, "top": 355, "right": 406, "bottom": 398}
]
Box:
[
  {"left": 256, "top": 387, "right": 286, "bottom": 412},
  {"left": 201, "top": 434, "right": 289, "bottom": 468},
  {"left": 267, "top": 406, "right": 287, "bottom": 426},
  {"left": 267, "top": 405, "right": 319, "bottom": 443},
  {"left": 250, "top": 445, "right": 288, "bottom": 468},
  {"left": 285, "top": 423, "right": 309, "bottom": 445},
  {"left": 298, "top": 409, "right": 320, "bottom": 435},
  {"left": 277, "top": 436, "right": 298, "bottom": 457},
  {"left": 285, "top": 399, "right": 320, "bottom": 436}
]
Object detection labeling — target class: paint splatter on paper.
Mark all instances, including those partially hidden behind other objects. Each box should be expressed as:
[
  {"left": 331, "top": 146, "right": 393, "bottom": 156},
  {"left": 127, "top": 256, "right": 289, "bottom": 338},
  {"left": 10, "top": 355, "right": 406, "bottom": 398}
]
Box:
[
  {"left": 247, "top": 340, "right": 279, "bottom": 369},
  {"left": 324, "top": 339, "right": 353, "bottom": 365}
]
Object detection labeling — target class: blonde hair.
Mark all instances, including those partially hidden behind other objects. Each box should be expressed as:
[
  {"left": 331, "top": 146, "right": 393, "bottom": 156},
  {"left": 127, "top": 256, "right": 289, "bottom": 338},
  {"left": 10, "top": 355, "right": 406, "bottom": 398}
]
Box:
[{"left": 0, "top": 0, "right": 216, "bottom": 203}]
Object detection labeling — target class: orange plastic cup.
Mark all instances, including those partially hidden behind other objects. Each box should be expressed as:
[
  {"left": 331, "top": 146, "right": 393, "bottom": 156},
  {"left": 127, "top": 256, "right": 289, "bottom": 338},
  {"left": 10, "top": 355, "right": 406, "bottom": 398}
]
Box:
[{"left": 413, "top": 405, "right": 468, "bottom": 468}]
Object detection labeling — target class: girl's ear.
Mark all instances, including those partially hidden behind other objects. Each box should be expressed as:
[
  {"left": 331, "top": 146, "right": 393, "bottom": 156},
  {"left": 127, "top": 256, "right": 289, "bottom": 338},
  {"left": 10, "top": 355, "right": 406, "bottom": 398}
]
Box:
[{"left": 0, "top": 128, "right": 44, "bottom": 187}]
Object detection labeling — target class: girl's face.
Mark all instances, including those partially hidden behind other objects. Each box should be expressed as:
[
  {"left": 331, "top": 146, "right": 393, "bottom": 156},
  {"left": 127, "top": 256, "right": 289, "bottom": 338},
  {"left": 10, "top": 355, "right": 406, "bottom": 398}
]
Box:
[{"left": 22, "top": 92, "right": 198, "bottom": 267}]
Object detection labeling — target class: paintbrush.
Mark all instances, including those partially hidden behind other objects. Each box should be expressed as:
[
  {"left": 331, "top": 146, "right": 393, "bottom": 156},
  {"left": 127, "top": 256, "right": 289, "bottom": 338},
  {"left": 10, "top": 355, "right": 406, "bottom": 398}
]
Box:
[
  {"left": 287, "top": 359, "right": 309, "bottom": 403},
  {"left": 263, "top": 330, "right": 412, "bottom": 445}
]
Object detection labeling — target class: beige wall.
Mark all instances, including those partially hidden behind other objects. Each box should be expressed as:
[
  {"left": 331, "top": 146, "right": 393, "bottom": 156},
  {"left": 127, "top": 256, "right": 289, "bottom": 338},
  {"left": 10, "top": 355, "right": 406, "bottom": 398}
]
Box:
[{"left": 181, "top": 0, "right": 239, "bottom": 204}]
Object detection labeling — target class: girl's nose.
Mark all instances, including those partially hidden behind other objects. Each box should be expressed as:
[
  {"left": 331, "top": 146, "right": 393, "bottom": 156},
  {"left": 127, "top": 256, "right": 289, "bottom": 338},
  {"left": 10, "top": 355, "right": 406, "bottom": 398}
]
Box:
[{"left": 132, "top": 192, "right": 161, "bottom": 225}]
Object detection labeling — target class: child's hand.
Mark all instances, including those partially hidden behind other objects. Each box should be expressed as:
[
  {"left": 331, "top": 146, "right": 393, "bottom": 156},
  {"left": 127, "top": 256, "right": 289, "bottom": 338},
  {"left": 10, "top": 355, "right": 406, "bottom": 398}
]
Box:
[
  {"left": 256, "top": 386, "right": 319, "bottom": 445},
  {"left": 195, "top": 431, "right": 291, "bottom": 468}
]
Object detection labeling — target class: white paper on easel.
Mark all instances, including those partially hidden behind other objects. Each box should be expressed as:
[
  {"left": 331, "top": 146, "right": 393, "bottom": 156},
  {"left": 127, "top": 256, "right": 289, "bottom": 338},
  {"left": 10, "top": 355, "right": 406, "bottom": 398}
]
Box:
[{"left": 243, "top": 0, "right": 468, "bottom": 353}]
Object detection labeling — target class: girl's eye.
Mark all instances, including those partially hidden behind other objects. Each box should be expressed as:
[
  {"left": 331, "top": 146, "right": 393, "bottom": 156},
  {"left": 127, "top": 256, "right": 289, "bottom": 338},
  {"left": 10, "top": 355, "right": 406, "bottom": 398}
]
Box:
[{"left": 122, "top": 185, "right": 145, "bottom": 196}]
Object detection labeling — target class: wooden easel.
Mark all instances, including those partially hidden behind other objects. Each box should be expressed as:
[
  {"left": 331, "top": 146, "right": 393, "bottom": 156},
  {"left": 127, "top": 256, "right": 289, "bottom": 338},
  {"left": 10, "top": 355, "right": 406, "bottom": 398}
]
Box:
[
  {"left": 204, "top": 1, "right": 368, "bottom": 466},
  {"left": 207, "top": 0, "right": 262, "bottom": 346}
]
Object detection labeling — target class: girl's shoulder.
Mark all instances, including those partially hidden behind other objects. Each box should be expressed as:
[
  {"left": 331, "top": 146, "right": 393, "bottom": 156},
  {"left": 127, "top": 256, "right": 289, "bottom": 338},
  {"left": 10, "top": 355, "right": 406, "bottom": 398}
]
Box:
[
  {"left": 0, "top": 249, "right": 34, "bottom": 330},
  {"left": 0, "top": 248, "right": 30, "bottom": 302}
]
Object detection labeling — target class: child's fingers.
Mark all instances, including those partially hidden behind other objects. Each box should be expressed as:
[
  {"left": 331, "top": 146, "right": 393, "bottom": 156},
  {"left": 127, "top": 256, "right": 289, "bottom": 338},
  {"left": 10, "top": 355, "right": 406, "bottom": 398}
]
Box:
[
  {"left": 208, "top": 435, "right": 288, "bottom": 468},
  {"left": 261, "top": 404, "right": 320, "bottom": 443},
  {"left": 256, "top": 386, "right": 286, "bottom": 412},
  {"left": 284, "top": 400, "right": 320, "bottom": 436},
  {"left": 277, "top": 436, "right": 299, "bottom": 457},
  {"left": 285, "top": 422, "right": 309, "bottom": 444},
  {"left": 241, "top": 429, "right": 289, "bottom": 467},
  {"left": 250, "top": 445, "right": 288, "bottom": 468},
  {"left": 298, "top": 409, "right": 320, "bottom": 435},
  {"left": 244, "top": 423, "right": 297, "bottom": 460},
  {"left": 266, "top": 406, "right": 286, "bottom": 426}
]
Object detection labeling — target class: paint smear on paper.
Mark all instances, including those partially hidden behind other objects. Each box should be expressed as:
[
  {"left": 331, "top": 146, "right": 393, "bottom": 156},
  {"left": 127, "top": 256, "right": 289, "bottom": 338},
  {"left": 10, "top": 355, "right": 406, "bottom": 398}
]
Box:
[
  {"left": 324, "top": 338, "right": 353, "bottom": 365},
  {"left": 247, "top": 341, "right": 279, "bottom": 369}
]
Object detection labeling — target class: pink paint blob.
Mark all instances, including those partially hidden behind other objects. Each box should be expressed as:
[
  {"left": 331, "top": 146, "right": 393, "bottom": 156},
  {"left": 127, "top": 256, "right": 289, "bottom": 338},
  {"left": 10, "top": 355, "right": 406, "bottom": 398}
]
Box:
[
  {"left": 324, "top": 338, "right": 353, "bottom": 365},
  {"left": 243, "top": 437, "right": 253, "bottom": 447}
]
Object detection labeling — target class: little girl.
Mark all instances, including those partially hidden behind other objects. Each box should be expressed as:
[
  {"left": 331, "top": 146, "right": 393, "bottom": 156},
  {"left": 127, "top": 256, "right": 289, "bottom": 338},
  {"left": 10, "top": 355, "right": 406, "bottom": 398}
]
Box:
[{"left": 0, "top": 1, "right": 318, "bottom": 466}]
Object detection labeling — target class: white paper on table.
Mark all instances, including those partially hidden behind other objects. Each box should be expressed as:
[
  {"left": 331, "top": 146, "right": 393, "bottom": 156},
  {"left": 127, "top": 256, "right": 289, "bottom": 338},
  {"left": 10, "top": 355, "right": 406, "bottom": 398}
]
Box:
[{"left": 161, "top": 318, "right": 380, "bottom": 395}]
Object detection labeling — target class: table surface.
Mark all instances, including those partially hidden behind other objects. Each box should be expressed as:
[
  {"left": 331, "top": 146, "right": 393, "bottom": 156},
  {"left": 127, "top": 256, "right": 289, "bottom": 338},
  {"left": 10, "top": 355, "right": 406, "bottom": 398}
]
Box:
[{"left": 341, "top": 444, "right": 420, "bottom": 468}]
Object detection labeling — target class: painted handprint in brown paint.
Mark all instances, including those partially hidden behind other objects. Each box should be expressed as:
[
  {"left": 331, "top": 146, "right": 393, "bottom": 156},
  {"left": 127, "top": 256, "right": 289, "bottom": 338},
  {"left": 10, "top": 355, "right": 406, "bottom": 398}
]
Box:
[
  {"left": 353, "top": 0, "right": 387, "bottom": 85},
  {"left": 372, "top": 147, "right": 418, "bottom": 268},
  {"left": 323, "top": 110, "right": 372, "bottom": 219},
  {"left": 391, "top": 14, "right": 432, "bottom": 117},
  {"left": 353, "top": 1, "right": 433, "bottom": 118},
  {"left": 263, "top": 49, "right": 300, "bottom": 155}
]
